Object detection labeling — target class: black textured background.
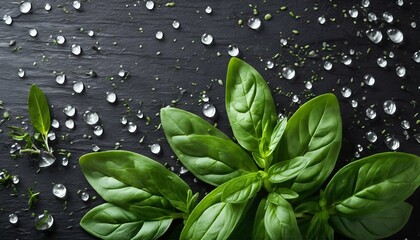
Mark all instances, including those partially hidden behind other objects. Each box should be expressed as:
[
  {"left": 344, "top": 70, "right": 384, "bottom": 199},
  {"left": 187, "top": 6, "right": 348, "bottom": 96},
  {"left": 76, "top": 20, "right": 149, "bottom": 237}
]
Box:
[{"left": 0, "top": 0, "right": 419, "bottom": 239}]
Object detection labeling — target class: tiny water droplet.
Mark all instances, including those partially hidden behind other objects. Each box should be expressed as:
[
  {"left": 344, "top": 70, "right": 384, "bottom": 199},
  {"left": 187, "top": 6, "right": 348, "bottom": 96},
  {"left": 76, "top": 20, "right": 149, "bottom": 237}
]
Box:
[
  {"left": 3, "top": 15, "right": 12, "bottom": 25},
  {"left": 401, "top": 120, "right": 410, "bottom": 130},
  {"left": 51, "top": 119, "right": 59, "bottom": 128},
  {"left": 318, "top": 16, "right": 326, "bottom": 25},
  {"left": 351, "top": 99, "right": 358, "bottom": 108},
  {"left": 62, "top": 157, "right": 68, "bottom": 166},
  {"left": 56, "top": 35, "right": 65, "bottom": 44},
  {"left": 281, "top": 66, "right": 295, "bottom": 79},
  {"left": 266, "top": 60, "right": 274, "bottom": 69},
  {"left": 71, "top": 44, "right": 82, "bottom": 55},
  {"left": 150, "top": 143, "right": 161, "bottom": 155},
  {"left": 387, "top": 28, "right": 404, "bottom": 43},
  {"left": 29, "top": 28, "right": 38, "bottom": 37},
  {"left": 9, "top": 214, "right": 18, "bottom": 225},
  {"left": 55, "top": 74, "right": 66, "bottom": 84},
  {"left": 205, "top": 6, "right": 212, "bottom": 14},
  {"left": 48, "top": 132, "right": 56, "bottom": 141},
  {"left": 63, "top": 105, "right": 76, "bottom": 117},
  {"left": 383, "top": 100, "right": 396, "bottom": 115},
  {"left": 414, "top": 134, "right": 420, "bottom": 144},
  {"left": 305, "top": 81, "right": 313, "bottom": 90},
  {"left": 366, "top": 108, "right": 377, "bottom": 119},
  {"left": 341, "top": 87, "right": 352, "bottom": 98},
  {"left": 136, "top": 110, "right": 144, "bottom": 119},
  {"left": 65, "top": 119, "right": 75, "bottom": 129},
  {"left": 118, "top": 69, "right": 128, "bottom": 78},
  {"left": 80, "top": 191, "right": 89, "bottom": 201},
  {"left": 348, "top": 8, "right": 359, "bottom": 18},
  {"left": 127, "top": 122, "right": 137, "bottom": 133},
  {"left": 20, "top": 2, "right": 32, "bottom": 14},
  {"left": 201, "top": 94, "right": 210, "bottom": 103},
  {"left": 341, "top": 55, "right": 352, "bottom": 65},
  {"left": 323, "top": 61, "right": 332, "bottom": 70},
  {"left": 385, "top": 136, "right": 400, "bottom": 150},
  {"left": 362, "top": 0, "right": 370, "bottom": 7},
  {"left": 10, "top": 143, "right": 21, "bottom": 154},
  {"left": 12, "top": 175, "right": 19, "bottom": 184},
  {"left": 180, "top": 166, "right": 188, "bottom": 174},
  {"left": 366, "top": 131, "right": 378, "bottom": 142},
  {"left": 368, "top": 12, "right": 377, "bottom": 22},
  {"left": 395, "top": 66, "right": 406, "bottom": 77},
  {"left": 227, "top": 44, "right": 239, "bottom": 57},
  {"left": 83, "top": 111, "right": 99, "bottom": 125},
  {"left": 44, "top": 3, "right": 52, "bottom": 11},
  {"left": 106, "top": 92, "right": 117, "bottom": 103},
  {"left": 73, "top": 81, "right": 84, "bottom": 93},
  {"left": 363, "top": 74, "right": 375, "bottom": 86},
  {"left": 120, "top": 116, "right": 128, "bottom": 125},
  {"left": 73, "top": 1, "right": 81, "bottom": 10},
  {"left": 155, "top": 31, "right": 164, "bottom": 40},
  {"left": 52, "top": 184, "right": 67, "bottom": 199},
  {"left": 92, "top": 144, "right": 100, "bottom": 152},
  {"left": 247, "top": 17, "right": 261, "bottom": 30},
  {"left": 202, "top": 103, "right": 216, "bottom": 118},
  {"left": 412, "top": 51, "right": 420, "bottom": 63},
  {"left": 87, "top": 30, "right": 94, "bottom": 37},
  {"left": 411, "top": 22, "right": 417, "bottom": 28},
  {"left": 18, "top": 69, "right": 25, "bottom": 78},
  {"left": 145, "top": 1, "right": 154, "bottom": 10},
  {"left": 172, "top": 20, "right": 180, "bottom": 29},
  {"left": 377, "top": 57, "right": 387, "bottom": 68},
  {"left": 382, "top": 12, "right": 393, "bottom": 23},
  {"left": 396, "top": 0, "right": 404, "bottom": 6},
  {"left": 292, "top": 95, "right": 299, "bottom": 103},
  {"left": 365, "top": 29, "right": 382, "bottom": 43},
  {"left": 201, "top": 33, "right": 213, "bottom": 45},
  {"left": 39, "top": 151, "right": 56, "bottom": 168},
  {"left": 280, "top": 38, "right": 287, "bottom": 46},
  {"left": 93, "top": 125, "right": 103, "bottom": 136}
]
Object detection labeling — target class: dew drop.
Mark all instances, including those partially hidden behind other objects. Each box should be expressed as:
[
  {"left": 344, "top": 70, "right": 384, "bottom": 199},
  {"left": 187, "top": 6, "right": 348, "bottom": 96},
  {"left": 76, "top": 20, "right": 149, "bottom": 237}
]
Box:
[
  {"left": 292, "top": 95, "right": 299, "bottom": 103},
  {"left": 281, "top": 66, "right": 295, "bottom": 80},
  {"left": 386, "top": 28, "right": 404, "bottom": 44},
  {"left": 366, "top": 131, "right": 378, "bottom": 142},
  {"left": 363, "top": 74, "right": 375, "bottom": 86},
  {"left": 71, "top": 44, "right": 82, "bottom": 55},
  {"left": 35, "top": 213, "right": 54, "bottom": 231},
  {"left": 382, "top": 12, "right": 393, "bottom": 23},
  {"left": 365, "top": 29, "right": 382, "bottom": 44},
  {"left": 351, "top": 99, "right": 358, "bottom": 108},
  {"left": 341, "top": 55, "right": 352, "bottom": 65},
  {"left": 411, "top": 22, "right": 417, "bottom": 28},
  {"left": 20, "top": 2, "right": 32, "bottom": 14},
  {"left": 3, "top": 15, "right": 12, "bottom": 25},
  {"left": 155, "top": 31, "right": 164, "bottom": 40},
  {"left": 12, "top": 175, "right": 19, "bottom": 184},
  {"left": 44, "top": 3, "right": 52, "bottom": 11},
  {"left": 323, "top": 61, "right": 333, "bottom": 70},
  {"left": 65, "top": 119, "right": 75, "bottom": 129},
  {"left": 52, "top": 184, "right": 67, "bottom": 199},
  {"left": 136, "top": 110, "right": 144, "bottom": 119},
  {"left": 205, "top": 6, "right": 212, "bottom": 14},
  {"left": 145, "top": 1, "right": 154, "bottom": 10},
  {"left": 367, "top": 12, "right": 377, "bottom": 22},
  {"left": 201, "top": 33, "right": 213, "bottom": 45},
  {"left": 396, "top": 0, "right": 404, "bottom": 6},
  {"left": 18, "top": 69, "right": 25, "bottom": 78},
  {"left": 366, "top": 108, "right": 377, "bottom": 119},
  {"left": 341, "top": 87, "right": 352, "bottom": 98},
  {"left": 56, "top": 35, "right": 66, "bottom": 45},
  {"left": 39, "top": 151, "right": 56, "bottom": 168},
  {"left": 9, "top": 214, "right": 18, "bottom": 225},
  {"left": 172, "top": 20, "right": 180, "bottom": 29},
  {"left": 385, "top": 136, "right": 400, "bottom": 150},
  {"left": 73, "top": 1, "right": 81, "bottom": 10},
  {"left": 83, "top": 111, "right": 99, "bottom": 125},
  {"left": 127, "top": 122, "right": 137, "bottom": 133},
  {"left": 304, "top": 81, "right": 313, "bottom": 90},
  {"left": 266, "top": 60, "right": 274, "bottom": 69},
  {"left": 80, "top": 191, "right": 89, "bottom": 201},
  {"left": 87, "top": 30, "right": 94, "bottom": 37},
  {"left": 73, "top": 81, "right": 84, "bottom": 93},
  {"left": 412, "top": 51, "right": 420, "bottom": 63},
  {"left": 62, "top": 157, "right": 68, "bottom": 167},
  {"left": 93, "top": 125, "right": 103, "bottom": 136},
  {"left": 202, "top": 103, "right": 216, "bottom": 118},
  {"left": 248, "top": 17, "right": 261, "bottom": 30},
  {"left": 150, "top": 143, "right": 161, "bottom": 155},
  {"left": 348, "top": 8, "right": 359, "bottom": 18},
  {"left": 120, "top": 116, "right": 128, "bottom": 125},
  {"left": 55, "top": 74, "right": 66, "bottom": 84},
  {"left": 63, "top": 105, "right": 76, "bottom": 117},
  {"left": 401, "top": 120, "right": 410, "bottom": 130},
  {"left": 227, "top": 44, "right": 239, "bottom": 57},
  {"left": 29, "top": 28, "right": 38, "bottom": 37},
  {"left": 106, "top": 92, "right": 117, "bottom": 103},
  {"left": 395, "top": 66, "right": 406, "bottom": 77},
  {"left": 383, "top": 100, "right": 396, "bottom": 115},
  {"left": 377, "top": 57, "right": 387, "bottom": 68},
  {"left": 362, "top": 0, "right": 370, "bottom": 7},
  {"left": 318, "top": 16, "right": 326, "bottom": 25}
]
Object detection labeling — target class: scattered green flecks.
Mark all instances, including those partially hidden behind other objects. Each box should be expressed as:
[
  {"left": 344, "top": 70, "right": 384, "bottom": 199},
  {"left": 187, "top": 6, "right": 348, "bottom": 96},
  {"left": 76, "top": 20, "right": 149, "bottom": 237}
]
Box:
[
  {"left": 280, "top": 6, "right": 287, "bottom": 11},
  {"left": 27, "top": 188, "right": 40, "bottom": 209},
  {"left": 165, "top": 2, "right": 175, "bottom": 7},
  {"left": 237, "top": 19, "right": 243, "bottom": 25},
  {"left": 292, "top": 29, "right": 299, "bottom": 35},
  {"left": 264, "top": 14, "right": 272, "bottom": 21}
]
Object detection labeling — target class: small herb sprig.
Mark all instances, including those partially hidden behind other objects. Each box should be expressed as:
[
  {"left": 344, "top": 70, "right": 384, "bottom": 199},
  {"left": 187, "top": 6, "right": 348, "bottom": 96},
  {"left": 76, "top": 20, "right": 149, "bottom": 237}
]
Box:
[{"left": 79, "top": 58, "right": 419, "bottom": 240}]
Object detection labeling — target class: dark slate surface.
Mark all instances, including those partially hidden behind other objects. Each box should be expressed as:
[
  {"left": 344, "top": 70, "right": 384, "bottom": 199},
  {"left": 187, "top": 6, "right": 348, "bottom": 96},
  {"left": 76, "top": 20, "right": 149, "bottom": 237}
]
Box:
[{"left": 0, "top": 0, "right": 419, "bottom": 239}]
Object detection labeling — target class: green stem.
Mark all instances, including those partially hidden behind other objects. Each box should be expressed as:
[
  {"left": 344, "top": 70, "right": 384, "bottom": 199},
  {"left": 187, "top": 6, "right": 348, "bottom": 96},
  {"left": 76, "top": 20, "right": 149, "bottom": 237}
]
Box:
[{"left": 20, "top": 149, "right": 41, "bottom": 155}]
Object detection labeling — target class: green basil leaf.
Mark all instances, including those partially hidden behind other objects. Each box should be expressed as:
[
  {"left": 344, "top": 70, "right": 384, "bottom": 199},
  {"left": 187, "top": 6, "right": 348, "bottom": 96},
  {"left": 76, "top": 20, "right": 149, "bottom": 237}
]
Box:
[
  {"left": 169, "top": 135, "right": 258, "bottom": 186},
  {"left": 226, "top": 57, "right": 277, "bottom": 154},
  {"left": 28, "top": 84, "right": 50, "bottom": 136},
  {"left": 304, "top": 211, "right": 334, "bottom": 240},
  {"left": 222, "top": 172, "right": 265, "bottom": 203},
  {"left": 181, "top": 181, "right": 251, "bottom": 240},
  {"left": 330, "top": 202, "right": 413, "bottom": 239},
  {"left": 275, "top": 188, "right": 299, "bottom": 200},
  {"left": 267, "top": 117, "right": 287, "bottom": 158},
  {"left": 267, "top": 156, "right": 309, "bottom": 183},
  {"left": 265, "top": 193, "right": 302, "bottom": 240},
  {"left": 80, "top": 203, "right": 172, "bottom": 240},
  {"left": 161, "top": 107, "right": 257, "bottom": 186},
  {"left": 276, "top": 93, "right": 342, "bottom": 198},
  {"left": 294, "top": 200, "right": 321, "bottom": 215},
  {"left": 325, "top": 152, "right": 420, "bottom": 216},
  {"left": 252, "top": 199, "right": 270, "bottom": 240},
  {"left": 80, "top": 150, "right": 191, "bottom": 214}
]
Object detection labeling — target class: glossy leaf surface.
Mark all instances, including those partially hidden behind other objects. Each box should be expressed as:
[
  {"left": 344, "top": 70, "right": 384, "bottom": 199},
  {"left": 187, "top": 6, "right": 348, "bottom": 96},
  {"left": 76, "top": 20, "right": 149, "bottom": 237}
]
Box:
[
  {"left": 222, "top": 172, "right": 264, "bottom": 203},
  {"left": 267, "top": 156, "right": 309, "bottom": 183},
  {"left": 28, "top": 84, "right": 50, "bottom": 136}
]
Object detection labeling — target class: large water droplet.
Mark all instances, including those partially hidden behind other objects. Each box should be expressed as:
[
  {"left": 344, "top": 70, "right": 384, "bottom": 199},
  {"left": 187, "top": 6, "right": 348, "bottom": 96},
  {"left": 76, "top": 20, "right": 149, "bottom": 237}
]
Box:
[
  {"left": 386, "top": 28, "right": 404, "bottom": 43},
  {"left": 52, "top": 184, "right": 67, "bottom": 199},
  {"left": 83, "top": 111, "right": 99, "bottom": 125},
  {"left": 201, "top": 33, "right": 213, "bottom": 45},
  {"left": 172, "top": 20, "right": 180, "bottom": 29},
  {"left": 65, "top": 119, "right": 75, "bottom": 129},
  {"left": 39, "top": 151, "right": 56, "bottom": 168},
  {"left": 3, "top": 15, "right": 12, "bottom": 25},
  {"left": 20, "top": 2, "right": 32, "bottom": 14},
  {"left": 395, "top": 66, "right": 406, "bottom": 77},
  {"left": 145, "top": 1, "right": 154, "bottom": 10},
  {"left": 56, "top": 35, "right": 66, "bottom": 45},
  {"left": 323, "top": 61, "right": 333, "bottom": 70},
  {"left": 55, "top": 74, "right": 66, "bottom": 84},
  {"left": 383, "top": 100, "right": 396, "bottom": 115},
  {"left": 341, "top": 87, "right": 352, "bottom": 98},
  {"left": 150, "top": 143, "right": 161, "bottom": 155},
  {"left": 205, "top": 6, "right": 212, "bottom": 14},
  {"left": 9, "top": 214, "right": 18, "bottom": 225},
  {"left": 63, "top": 105, "right": 76, "bottom": 117},
  {"left": 202, "top": 103, "right": 216, "bottom": 118},
  {"left": 348, "top": 9, "right": 359, "bottom": 18},
  {"left": 73, "top": 81, "right": 84, "bottom": 93},
  {"left": 366, "top": 131, "right": 378, "bottom": 142},
  {"left": 127, "top": 122, "right": 137, "bottom": 133},
  {"left": 71, "top": 44, "right": 82, "bottom": 55},
  {"left": 155, "top": 31, "right": 164, "bottom": 40},
  {"left": 363, "top": 74, "right": 375, "bottom": 86},
  {"left": 227, "top": 44, "right": 239, "bottom": 57},
  {"left": 93, "top": 125, "right": 103, "bottom": 136},
  {"left": 73, "top": 1, "right": 81, "bottom": 10},
  {"left": 382, "top": 12, "right": 394, "bottom": 23},
  {"left": 281, "top": 66, "right": 295, "bottom": 79},
  {"left": 385, "top": 136, "right": 400, "bottom": 150},
  {"left": 35, "top": 213, "right": 54, "bottom": 231},
  {"left": 18, "top": 69, "right": 25, "bottom": 78},
  {"left": 366, "top": 108, "right": 377, "bottom": 119},
  {"left": 377, "top": 57, "right": 387, "bottom": 68},
  {"left": 365, "top": 29, "right": 382, "bottom": 44},
  {"left": 412, "top": 51, "right": 420, "bottom": 63},
  {"left": 318, "top": 16, "right": 326, "bottom": 25},
  {"left": 247, "top": 17, "right": 261, "bottom": 30}
]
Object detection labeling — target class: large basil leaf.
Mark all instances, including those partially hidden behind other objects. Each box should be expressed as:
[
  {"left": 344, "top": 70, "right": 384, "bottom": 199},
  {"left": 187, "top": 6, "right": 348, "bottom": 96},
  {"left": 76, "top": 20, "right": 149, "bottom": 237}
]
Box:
[
  {"left": 161, "top": 107, "right": 257, "bottom": 186},
  {"left": 181, "top": 181, "right": 251, "bottom": 240},
  {"left": 330, "top": 202, "right": 413, "bottom": 239},
  {"left": 276, "top": 93, "right": 342, "bottom": 198},
  {"left": 267, "top": 156, "right": 309, "bottom": 183},
  {"left": 264, "top": 193, "right": 302, "bottom": 240},
  {"left": 304, "top": 211, "right": 334, "bottom": 240},
  {"left": 225, "top": 57, "right": 277, "bottom": 155},
  {"left": 252, "top": 199, "right": 270, "bottom": 240},
  {"left": 325, "top": 152, "right": 420, "bottom": 216},
  {"left": 80, "top": 150, "right": 191, "bottom": 214},
  {"left": 28, "top": 84, "right": 50, "bottom": 136},
  {"left": 222, "top": 171, "right": 265, "bottom": 203},
  {"left": 266, "top": 118, "right": 287, "bottom": 158},
  {"left": 80, "top": 203, "right": 172, "bottom": 240}
]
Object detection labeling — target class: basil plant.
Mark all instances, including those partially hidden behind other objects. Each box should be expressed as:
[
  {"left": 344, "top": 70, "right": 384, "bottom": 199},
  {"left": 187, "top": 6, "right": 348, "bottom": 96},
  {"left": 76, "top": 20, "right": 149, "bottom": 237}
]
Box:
[{"left": 80, "top": 57, "right": 419, "bottom": 240}]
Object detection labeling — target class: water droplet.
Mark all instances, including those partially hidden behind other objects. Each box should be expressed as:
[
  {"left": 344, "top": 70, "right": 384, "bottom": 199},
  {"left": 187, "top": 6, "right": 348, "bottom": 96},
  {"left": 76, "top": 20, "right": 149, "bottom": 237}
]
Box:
[
  {"left": 395, "top": 66, "right": 406, "bottom": 77},
  {"left": 150, "top": 143, "right": 161, "bottom": 155},
  {"left": 55, "top": 74, "right": 66, "bottom": 84},
  {"left": 382, "top": 12, "right": 394, "bottom": 23},
  {"left": 396, "top": 0, "right": 404, "bottom": 6},
  {"left": 366, "top": 107, "right": 377, "bottom": 119},
  {"left": 383, "top": 100, "right": 396, "bottom": 115},
  {"left": 365, "top": 29, "right": 382, "bottom": 44},
  {"left": 3, "top": 15, "right": 13, "bottom": 25},
  {"left": 92, "top": 144, "right": 100, "bottom": 152},
  {"left": 357, "top": 144, "right": 364, "bottom": 152},
  {"left": 351, "top": 99, "right": 358, "bottom": 108},
  {"left": 120, "top": 116, "right": 128, "bottom": 125},
  {"left": 280, "top": 38, "right": 287, "bottom": 46},
  {"left": 73, "top": 1, "right": 81, "bottom": 10},
  {"left": 48, "top": 132, "right": 56, "bottom": 141},
  {"left": 401, "top": 120, "right": 410, "bottom": 130},
  {"left": 44, "top": 3, "right": 52, "bottom": 11},
  {"left": 65, "top": 119, "right": 75, "bottom": 129},
  {"left": 18, "top": 69, "right": 25, "bottom": 78},
  {"left": 366, "top": 131, "right": 378, "bottom": 142},
  {"left": 118, "top": 69, "right": 128, "bottom": 78},
  {"left": 106, "top": 92, "right": 117, "bottom": 103},
  {"left": 201, "top": 94, "right": 210, "bottom": 103},
  {"left": 386, "top": 28, "right": 404, "bottom": 43},
  {"left": 247, "top": 17, "right": 261, "bottom": 30},
  {"left": 29, "top": 28, "right": 38, "bottom": 37},
  {"left": 93, "top": 125, "right": 103, "bottom": 136},
  {"left": 385, "top": 136, "right": 400, "bottom": 150},
  {"left": 127, "top": 122, "right": 137, "bottom": 133},
  {"left": 83, "top": 111, "right": 99, "bottom": 125},
  {"left": 71, "top": 44, "right": 82, "bottom": 55},
  {"left": 87, "top": 30, "right": 94, "bottom": 37},
  {"left": 281, "top": 66, "right": 295, "bottom": 79},
  {"left": 341, "top": 55, "right": 352, "bottom": 65},
  {"left": 363, "top": 74, "right": 375, "bottom": 86},
  {"left": 145, "top": 1, "right": 154, "bottom": 10},
  {"left": 202, "top": 103, "right": 216, "bottom": 118},
  {"left": 377, "top": 57, "right": 387, "bottom": 68},
  {"left": 80, "top": 191, "right": 89, "bottom": 201},
  {"left": 411, "top": 22, "right": 417, "bottom": 28},
  {"left": 172, "top": 20, "right": 180, "bottom": 29},
  {"left": 180, "top": 166, "right": 188, "bottom": 174},
  {"left": 9, "top": 213, "right": 18, "bottom": 225},
  {"left": 52, "top": 184, "right": 67, "bottom": 199},
  {"left": 323, "top": 61, "right": 333, "bottom": 70},
  {"left": 412, "top": 51, "right": 420, "bottom": 63},
  {"left": 39, "top": 151, "right": 56, "bottom": 168},
  {"left": 73, "top": 81, "right": 84, "bottom": 93},
  {"left": 292, "top": 95, "right": 299, "bottom": 103},
  {"left": 62, "top": 157, "right": 68, "bottom": 166},
  {"left": 10, "top": 143, "right": 21, "bottom": 154},
  {"left": 305, "top": 81, "right": 313, "bottom": 90},
  {"left": 348, "top": 8, "right": 359, "bottom": 18},
  {"left": 155, "top": 31, "right": 164, "bottom": 40},
  {"left": 136, "top": 110, "right": 144, "bottom": 119},
  {"left": 12, "top": 175, "right": 19, "bottom": 184},
  {"left": 266, "top": 60, "right": 274, "bottom": 69},
  {"left": 63, "top": 105, "right": 76, "bottom": 117},
  {"left": 227, "top": 44, "right": 239, "bottom": 57},
  {"left": 368, "top": 12, "right": 377, "bottom": 22},
  {"left": 341, "top": 87, "right": 352, "bottom": 98},
  {"left": 362, "top": 0, "right": 370, "bottom": 7},
  {"left": 20, "top": 2, "right": 32, "bottom": 14},
  {"left": 205, "top": 6, "right": 212, "bottom": 14},
  {"left": 201, "top": 33, "right": 213, "bottom": 45},
  {"left": 56, "top": 35, "right": 66, "bottom": 44},
  {"left": 35, "top": 213, "right": 54, "bottom": 231},
  {"left": 318, "top": 16, "right": 326, "bottom": 25}
]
